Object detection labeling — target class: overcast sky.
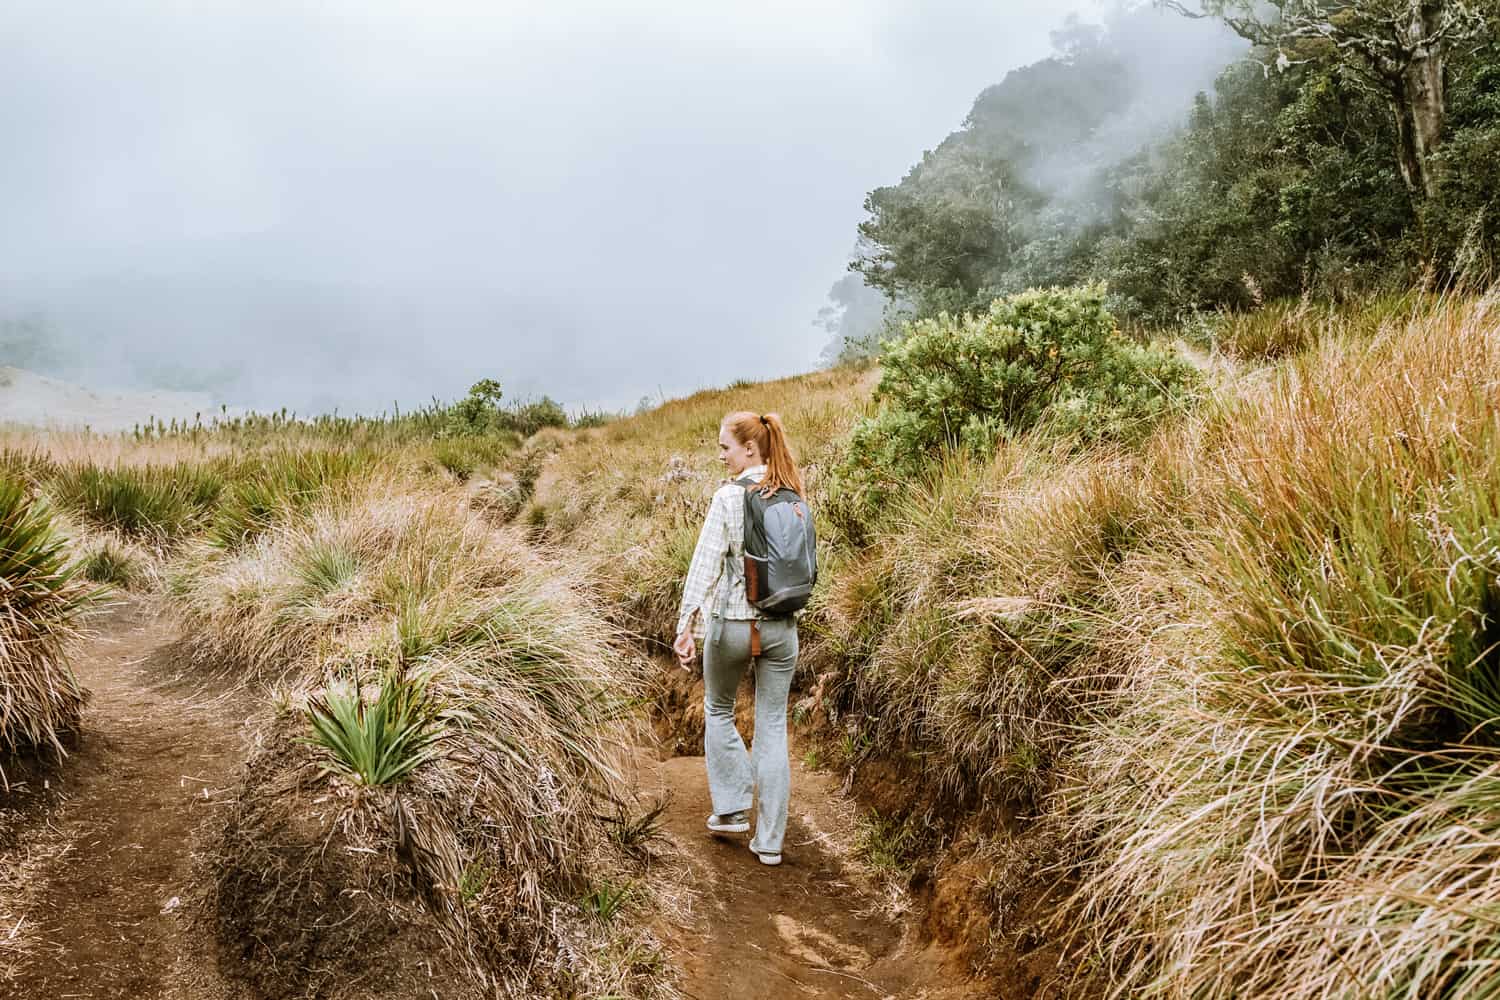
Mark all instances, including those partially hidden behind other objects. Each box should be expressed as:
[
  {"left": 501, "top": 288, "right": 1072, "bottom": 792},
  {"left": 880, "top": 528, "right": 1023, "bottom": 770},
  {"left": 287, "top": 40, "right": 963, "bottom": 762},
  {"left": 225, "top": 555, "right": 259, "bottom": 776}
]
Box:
[{"left": 3, "top": 0, "right": 1110, "bottom": 413}]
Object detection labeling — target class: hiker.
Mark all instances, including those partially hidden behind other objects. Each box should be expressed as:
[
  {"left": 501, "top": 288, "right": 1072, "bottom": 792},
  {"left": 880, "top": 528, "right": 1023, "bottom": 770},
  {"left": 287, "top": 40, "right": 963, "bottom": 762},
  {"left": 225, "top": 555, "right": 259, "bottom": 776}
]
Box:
[{"left": 672, "top": 411, "right": 817, "bottom": 867}]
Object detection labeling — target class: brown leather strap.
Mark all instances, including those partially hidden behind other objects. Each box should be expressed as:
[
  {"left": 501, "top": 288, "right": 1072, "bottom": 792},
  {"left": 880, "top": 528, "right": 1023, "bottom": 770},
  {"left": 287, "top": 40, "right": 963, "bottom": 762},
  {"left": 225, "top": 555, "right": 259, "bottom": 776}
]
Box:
[{"left": 750, "top": 619, "right": 762, "bottom": 658}]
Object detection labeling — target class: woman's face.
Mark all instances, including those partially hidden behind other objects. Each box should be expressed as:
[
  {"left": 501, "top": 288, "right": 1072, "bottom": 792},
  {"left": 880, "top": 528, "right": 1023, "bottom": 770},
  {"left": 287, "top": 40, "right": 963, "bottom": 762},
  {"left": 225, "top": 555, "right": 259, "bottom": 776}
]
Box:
[{"left": 718, "top": 423, "right": 759, "bottom": 475}]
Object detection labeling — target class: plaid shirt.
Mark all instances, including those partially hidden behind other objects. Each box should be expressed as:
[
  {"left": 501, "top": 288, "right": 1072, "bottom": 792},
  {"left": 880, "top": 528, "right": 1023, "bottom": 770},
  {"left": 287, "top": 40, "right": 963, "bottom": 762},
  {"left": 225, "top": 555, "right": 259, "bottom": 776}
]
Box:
[{"left": 675, "top": 464, "right": 765, "bottom": 644}]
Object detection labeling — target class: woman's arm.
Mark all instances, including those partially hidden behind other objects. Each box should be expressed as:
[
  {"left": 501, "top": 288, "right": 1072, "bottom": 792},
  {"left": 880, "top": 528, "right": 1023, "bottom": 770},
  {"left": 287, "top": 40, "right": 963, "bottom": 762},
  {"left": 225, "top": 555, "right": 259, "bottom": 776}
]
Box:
[{"left": 675, "top": 487, "right": 732, "bottom": 649}]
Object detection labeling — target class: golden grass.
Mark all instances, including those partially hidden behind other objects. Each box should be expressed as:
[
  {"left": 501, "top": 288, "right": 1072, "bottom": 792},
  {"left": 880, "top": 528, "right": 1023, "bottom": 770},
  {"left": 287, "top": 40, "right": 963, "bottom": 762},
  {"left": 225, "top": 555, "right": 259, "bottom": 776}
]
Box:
[
  {"left": 1059, "top": 292, "right": 1500, "bottom": 997},
  {"left": 526, "top": 293, "right": 1500, "bottom": 995},
  {"left": 171, "top": 473, "right": 675, "bottom": 996}
]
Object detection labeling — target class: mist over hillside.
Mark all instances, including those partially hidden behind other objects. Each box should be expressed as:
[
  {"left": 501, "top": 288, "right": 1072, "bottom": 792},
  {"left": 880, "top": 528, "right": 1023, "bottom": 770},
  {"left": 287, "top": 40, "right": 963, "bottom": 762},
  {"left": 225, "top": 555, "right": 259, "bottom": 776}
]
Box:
[
  {"left": 1, "top": 274, "right": 601, "bottom": 415},
  {"left": 0, "top": 0, "right": 1106, "bottom": 417},
  {"left": 817, "top": 4, "right": 1244, "bottom": 357}
]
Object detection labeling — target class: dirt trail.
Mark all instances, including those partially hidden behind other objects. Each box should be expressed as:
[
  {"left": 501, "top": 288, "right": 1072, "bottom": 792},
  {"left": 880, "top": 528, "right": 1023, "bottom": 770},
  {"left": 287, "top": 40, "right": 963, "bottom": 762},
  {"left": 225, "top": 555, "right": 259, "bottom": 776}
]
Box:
[
  {"left": 0, "top": 599, "right": 981, "bottom": 999},
  {"left": 636, "top": 752, "right": 982, "bottom": 1000},
  {"left": 0, "top": 600, "right": 253, "bottom": 1000}
]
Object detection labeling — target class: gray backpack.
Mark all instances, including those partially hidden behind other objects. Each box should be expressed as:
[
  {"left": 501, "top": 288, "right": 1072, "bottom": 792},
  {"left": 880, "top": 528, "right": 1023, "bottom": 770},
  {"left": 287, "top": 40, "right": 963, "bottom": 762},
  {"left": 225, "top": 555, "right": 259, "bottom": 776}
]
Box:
[{"left": 733, "top": 475, "right": 817, "bottom": 617}]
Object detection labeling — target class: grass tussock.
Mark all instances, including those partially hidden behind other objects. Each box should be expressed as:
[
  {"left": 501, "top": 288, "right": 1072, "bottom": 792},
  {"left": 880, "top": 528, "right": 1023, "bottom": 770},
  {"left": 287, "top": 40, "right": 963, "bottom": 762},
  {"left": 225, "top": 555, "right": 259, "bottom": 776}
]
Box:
[
  {"left": 48, "top": 461, "right": 223, "bottom": 543},
  {"left": 818, "top": 444, "right": 1151, "bottom": 807},
  {"left": 0, "top": 479, "right": 94, "bottom": 770},
  {"left": 1060, "top": 293, "right": 1500, "bottom": 997},
  {"left": 178, "top": 477, "right": 673, "bottom": 996},
  {"left": 1207, "top": 289, "right": 1444, "bottom": 361}
]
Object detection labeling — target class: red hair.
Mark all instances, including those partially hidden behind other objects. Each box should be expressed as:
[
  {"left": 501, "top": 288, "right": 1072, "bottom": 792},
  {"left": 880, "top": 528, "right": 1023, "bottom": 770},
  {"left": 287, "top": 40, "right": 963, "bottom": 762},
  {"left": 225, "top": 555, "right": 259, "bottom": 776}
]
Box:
[{"left": 722, "top": 411, "right": 804, "bottom": 497}]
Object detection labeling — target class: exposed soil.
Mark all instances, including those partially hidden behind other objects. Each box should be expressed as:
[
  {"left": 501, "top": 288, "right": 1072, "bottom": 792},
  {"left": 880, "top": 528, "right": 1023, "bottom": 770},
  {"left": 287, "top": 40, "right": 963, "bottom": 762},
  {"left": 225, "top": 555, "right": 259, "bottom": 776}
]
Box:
[
  {"left": 0, "top": 599, "right": 255, "bottom": 1000},
  {"left": 0, "top": 605, "right": 991, "bottom": 1000},
  {"left": 632, "top": 662, "right": 987, "bottom": 1000}
]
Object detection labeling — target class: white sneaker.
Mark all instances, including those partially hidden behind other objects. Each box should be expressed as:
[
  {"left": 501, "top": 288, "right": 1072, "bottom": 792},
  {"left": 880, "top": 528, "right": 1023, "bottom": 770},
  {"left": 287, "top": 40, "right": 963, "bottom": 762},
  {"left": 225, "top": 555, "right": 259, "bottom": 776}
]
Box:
[
  {"left": 706, "top": 811, "right": 750, "bottom": 834},
  {"left": 750, "top": 843, "right": 782, "bottom": 866}
]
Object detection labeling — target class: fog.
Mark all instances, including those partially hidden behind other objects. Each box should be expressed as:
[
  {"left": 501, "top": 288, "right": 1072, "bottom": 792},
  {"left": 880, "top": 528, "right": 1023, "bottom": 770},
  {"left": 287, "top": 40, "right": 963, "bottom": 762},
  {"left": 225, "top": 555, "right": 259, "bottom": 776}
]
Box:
[{"left": 2, "top": 0, "right": 1229, "bottom": 416}]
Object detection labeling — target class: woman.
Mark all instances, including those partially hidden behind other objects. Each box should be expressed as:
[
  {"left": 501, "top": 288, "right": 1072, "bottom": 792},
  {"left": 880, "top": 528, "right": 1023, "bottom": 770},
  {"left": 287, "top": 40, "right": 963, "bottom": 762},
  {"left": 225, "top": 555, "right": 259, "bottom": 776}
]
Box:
[{"left": 672, "top": 411, "right": 804, "bottom": 867}]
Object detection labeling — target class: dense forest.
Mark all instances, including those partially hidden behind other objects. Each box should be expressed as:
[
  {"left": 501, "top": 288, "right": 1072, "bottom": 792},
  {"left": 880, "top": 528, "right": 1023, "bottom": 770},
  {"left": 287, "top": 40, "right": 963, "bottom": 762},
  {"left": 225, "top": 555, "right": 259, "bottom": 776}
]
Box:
[{"left": 821, "top": 0, "right": 1500, "bottom": 357}]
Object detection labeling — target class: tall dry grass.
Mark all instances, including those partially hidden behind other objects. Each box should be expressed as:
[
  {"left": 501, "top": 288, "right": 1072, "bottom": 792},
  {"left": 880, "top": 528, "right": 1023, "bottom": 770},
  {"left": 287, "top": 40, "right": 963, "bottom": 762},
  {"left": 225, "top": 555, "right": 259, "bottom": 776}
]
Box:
[
  {"left": 816, "top": 443, "right": 1151, "bottom": 806},
  {"left": 173, "top": 475, "right": 672, "bottom": 996},
  {"left": 0, "top": 479, "right": 95, "bottom": 777},
  {"left": 1059, "top": 293, "right": 1500, "bottom": 997}
]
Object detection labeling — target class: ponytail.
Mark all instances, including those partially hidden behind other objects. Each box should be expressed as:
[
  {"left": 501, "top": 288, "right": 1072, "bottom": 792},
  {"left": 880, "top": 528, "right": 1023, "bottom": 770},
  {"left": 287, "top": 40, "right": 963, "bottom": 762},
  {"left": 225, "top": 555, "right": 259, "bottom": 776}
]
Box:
[{"left": 722, "top": 410, "right": 804, "bottom": 498}]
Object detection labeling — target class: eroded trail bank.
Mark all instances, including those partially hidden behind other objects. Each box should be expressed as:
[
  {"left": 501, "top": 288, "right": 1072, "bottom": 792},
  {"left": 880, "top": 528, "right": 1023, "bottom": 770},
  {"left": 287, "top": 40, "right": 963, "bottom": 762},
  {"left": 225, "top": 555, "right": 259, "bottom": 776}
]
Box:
[
  {"left": 637, "top": 752, "right": 982, "bottom": 1000},
  {"left": 0, "top": 600, "right": 253, "bottom": 1000}
]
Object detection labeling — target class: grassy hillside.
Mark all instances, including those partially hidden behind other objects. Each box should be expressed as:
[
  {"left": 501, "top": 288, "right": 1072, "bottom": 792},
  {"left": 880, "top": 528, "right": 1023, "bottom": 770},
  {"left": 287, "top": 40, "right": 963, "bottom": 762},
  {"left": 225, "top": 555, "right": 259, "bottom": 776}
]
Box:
[
  {"left": 3, "top": 290, "right": 1496, "bottom": 996},
  {"left": 528, "top": 291, "right": 1500, "bottom": 997},
  {"left": 0, "top": 409, "right": 679, "bottom": 998}
]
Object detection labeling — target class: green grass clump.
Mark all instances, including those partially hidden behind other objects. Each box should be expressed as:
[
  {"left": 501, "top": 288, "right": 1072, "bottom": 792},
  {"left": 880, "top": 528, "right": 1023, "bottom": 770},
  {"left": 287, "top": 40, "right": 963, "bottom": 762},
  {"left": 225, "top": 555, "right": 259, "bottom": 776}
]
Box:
[
  {"left": 579, "top": 879, "right": 634, "bottom": 922},
  {"left": 0, "top": 478, "right": 94, "bottom": 764},
  {"left": 79, "top": 539, "right": 142, "bottom": 588},
  {"left": 304, "top": 666, "right": 450, "bottom": 787},
  {"left": 49, "top": 461, "right": 223, "bottom": 542},
  {"left": 428, "top": 434, "right": 517, "bottom": 482},
  {"left": 209, "top": 449, "right": 369, "bottom": 550}
]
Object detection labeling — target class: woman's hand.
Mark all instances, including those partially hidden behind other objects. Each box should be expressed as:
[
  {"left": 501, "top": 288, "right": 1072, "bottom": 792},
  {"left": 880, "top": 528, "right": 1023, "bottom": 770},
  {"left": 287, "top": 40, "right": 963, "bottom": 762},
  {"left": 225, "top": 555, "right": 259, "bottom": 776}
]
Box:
[{"left": 672, "top": 631, "right": 696, "bottom": 671}]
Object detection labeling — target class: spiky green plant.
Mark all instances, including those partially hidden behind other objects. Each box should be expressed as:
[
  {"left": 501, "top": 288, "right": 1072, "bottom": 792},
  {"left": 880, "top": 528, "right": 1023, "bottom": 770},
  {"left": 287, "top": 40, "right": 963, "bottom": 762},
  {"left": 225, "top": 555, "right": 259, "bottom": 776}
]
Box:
[
  {"left": 0, "top": 478, "right": 94, "bottom": 763},
  {"left": 49, "top": 462, "right": 222, "bottom": 541},
  {"left": 210, "top": 449, "right": 368, "bottom": 550},
  {"left": 304, "top": 667, "right": 449, "bottom": 786},
  {"left": 79, "top": 539, "right": 141, "bottom": 587},
  {"left": 579, "top": 879, "right": 633, "bottom": 922}
]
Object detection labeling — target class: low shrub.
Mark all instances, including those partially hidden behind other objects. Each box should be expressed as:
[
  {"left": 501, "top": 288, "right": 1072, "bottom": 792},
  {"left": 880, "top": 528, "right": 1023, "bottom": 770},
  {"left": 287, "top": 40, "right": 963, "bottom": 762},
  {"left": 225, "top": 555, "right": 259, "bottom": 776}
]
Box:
[
  {"left": 78, "top": 538, "right": 143, "bottom": 588},
  {"left": 209, "top": 449, "right": 369, "bottom": 550},
  {"left": 826, "top": 285, "right": 1200, "bottom": 539}
]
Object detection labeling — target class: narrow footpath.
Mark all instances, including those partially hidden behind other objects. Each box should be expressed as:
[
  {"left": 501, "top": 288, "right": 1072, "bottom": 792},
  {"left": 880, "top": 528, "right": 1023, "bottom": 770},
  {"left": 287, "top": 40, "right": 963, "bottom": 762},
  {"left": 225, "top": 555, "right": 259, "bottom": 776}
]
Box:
[
  {"left": 637, "top": 752, "right": 981, "bottom": 1000},
  {"left": 0, "top": 600, "right": 252, "bottom": 1000},
  {"left": 0, "top": 600, "right": 982, "bottom": 999}
]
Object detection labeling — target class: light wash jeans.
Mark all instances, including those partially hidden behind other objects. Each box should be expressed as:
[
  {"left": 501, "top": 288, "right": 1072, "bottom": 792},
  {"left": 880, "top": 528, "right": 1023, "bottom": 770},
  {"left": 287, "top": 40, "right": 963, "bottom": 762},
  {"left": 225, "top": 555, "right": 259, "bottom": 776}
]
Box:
[{"left": 702, "top": 615, "right": 798, "bottom": 857}]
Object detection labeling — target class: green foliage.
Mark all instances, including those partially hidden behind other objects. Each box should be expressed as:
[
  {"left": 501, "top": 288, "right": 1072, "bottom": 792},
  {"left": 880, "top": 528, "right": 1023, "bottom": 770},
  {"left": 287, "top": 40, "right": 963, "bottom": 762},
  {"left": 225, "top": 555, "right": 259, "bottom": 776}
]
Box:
[
  {"left": 579, "top": 879, "right": 633, "bottom": 922},
  {"left": 303, "top": 666, "right": 450, "bottom": 787},
  {"left": 50, "top": 462, "right": 223, "bottom": 542},
  {"left": 504, "top": 397, "right": 569, "bottom": 437},
  {"left": 852, "top": 12, "right": 1500, "bottom": 324},
  {"left": 569, "top": 409, "right": 618, "bottom": 430},
  {"left": 430, "top": 435, "right": 517, "bottom": 482},
  {"left": 446, "top": 378, "right": 505, "bottom": 436},
  {"left": 601, "top": 796, "right": 670, "bottom": 858},
  {"left": 438, "top": 379, "right": 570, "bottom": 442},
  {"left": 209, "top": 449, "right": 366, "bottom": 550},
  {"left": 829, "top": 286, "right": 1198, "bottom": 531},
  {"left": 79, "top": 540, "right": 142, "bottom": 588},
  {"left": 855, "top": 811, "right": 922, "bottom": 877},
  {"left": 0, "top": 478, "right": 94, "bottom": 756}
]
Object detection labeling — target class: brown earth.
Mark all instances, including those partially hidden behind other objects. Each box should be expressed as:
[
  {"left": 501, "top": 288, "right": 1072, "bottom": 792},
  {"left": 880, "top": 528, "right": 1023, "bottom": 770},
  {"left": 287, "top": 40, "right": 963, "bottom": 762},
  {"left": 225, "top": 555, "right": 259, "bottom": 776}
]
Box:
[
  {"left": 634, "top": 652, "right": 991, "bottom": 1000},
  {"left": 0, "top": 599, "right": 256, "bottom": 1000},
  {"left": 636, "top": 751, "right": 984, "bottom": 1000},
  {"left": 0, "top": 603, "right": 994, "bottom": 1000}
]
